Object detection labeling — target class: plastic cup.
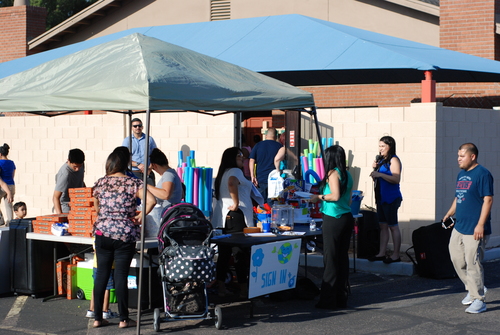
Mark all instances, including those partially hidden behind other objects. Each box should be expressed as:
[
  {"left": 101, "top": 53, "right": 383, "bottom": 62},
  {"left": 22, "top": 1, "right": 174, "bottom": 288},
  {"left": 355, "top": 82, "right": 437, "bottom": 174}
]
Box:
[{"left": 262, "top": 221, "right": 270, "bottom": 233}]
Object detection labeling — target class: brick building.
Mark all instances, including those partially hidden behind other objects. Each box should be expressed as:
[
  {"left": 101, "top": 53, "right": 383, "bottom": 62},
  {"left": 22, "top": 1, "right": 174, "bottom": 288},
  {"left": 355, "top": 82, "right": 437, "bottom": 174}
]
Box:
[{"left": 1, "top": 0, "right": 500, "bottom": 249}]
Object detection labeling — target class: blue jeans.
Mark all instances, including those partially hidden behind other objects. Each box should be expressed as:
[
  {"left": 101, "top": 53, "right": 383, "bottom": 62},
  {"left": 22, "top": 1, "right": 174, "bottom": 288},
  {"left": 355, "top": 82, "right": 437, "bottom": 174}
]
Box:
[{"left": 94, "top": 234, "right": 136, "bottom": 322}]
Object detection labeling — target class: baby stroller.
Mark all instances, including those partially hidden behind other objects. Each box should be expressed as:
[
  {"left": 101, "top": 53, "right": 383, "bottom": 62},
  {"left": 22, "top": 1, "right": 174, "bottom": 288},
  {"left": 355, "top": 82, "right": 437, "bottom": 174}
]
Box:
[{"left": 153, "top": 203, "right": 222, "bottom": 331}]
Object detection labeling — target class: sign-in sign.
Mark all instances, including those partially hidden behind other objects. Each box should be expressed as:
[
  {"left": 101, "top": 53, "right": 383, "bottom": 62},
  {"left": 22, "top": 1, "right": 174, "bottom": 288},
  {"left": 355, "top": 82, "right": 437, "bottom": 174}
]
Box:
[{"left": 248, "top": 238, "right": 301, "bottom": 299}]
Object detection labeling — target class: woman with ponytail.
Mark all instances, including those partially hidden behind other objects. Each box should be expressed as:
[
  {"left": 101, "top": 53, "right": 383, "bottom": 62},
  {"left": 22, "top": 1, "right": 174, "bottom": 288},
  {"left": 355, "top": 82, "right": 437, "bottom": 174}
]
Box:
[{"left": 311, "top": 145, "right": 354, "bottom": 310}]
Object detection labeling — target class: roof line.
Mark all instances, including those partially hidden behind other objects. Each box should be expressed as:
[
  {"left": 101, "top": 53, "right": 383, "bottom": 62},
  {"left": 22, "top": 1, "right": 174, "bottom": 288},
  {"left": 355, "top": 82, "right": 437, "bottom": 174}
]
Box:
[
  {"left": 382, "top": 0, "right": 439, "bottom": 16},
  {"left": 28, "top": 0, "right": 123, "bottom": 51}
]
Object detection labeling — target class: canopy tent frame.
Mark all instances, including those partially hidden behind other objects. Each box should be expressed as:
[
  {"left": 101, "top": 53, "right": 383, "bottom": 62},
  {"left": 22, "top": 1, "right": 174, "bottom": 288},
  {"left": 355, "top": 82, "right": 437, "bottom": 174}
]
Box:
[{"left": 0, "top": 33, "right": 318, "bottom": 334}]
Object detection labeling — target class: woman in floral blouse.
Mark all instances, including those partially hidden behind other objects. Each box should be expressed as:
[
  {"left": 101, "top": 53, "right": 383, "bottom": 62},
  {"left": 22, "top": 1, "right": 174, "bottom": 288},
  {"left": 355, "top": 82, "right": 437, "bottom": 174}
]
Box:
[{"left": 92, "top": 151, "right": 156, "bottom": 328}]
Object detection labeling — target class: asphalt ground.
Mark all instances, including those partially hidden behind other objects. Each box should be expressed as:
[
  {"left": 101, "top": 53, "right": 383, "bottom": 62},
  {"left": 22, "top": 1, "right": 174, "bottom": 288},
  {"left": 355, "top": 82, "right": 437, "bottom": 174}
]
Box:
[{"left": 0, "top": 259, "right": 500, "bottom": 335}]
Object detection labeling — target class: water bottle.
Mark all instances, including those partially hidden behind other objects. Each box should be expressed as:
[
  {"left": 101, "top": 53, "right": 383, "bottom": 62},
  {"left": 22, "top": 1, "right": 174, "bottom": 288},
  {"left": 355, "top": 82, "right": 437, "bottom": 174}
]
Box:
[{"left": 309, "top": 219, "right": 316, "bottom": 231}]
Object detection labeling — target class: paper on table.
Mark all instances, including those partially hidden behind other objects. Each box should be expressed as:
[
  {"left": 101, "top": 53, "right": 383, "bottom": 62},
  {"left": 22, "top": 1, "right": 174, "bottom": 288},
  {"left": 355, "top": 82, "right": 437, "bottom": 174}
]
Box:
[
  {"left": 280, "top": 231, "right": 306, "bottom": 236},
  {"left": 246, "top": 233, "right": 276, "bottom": 237},
  {"left": 294, "top": 191, "right": 313, "bottom": 198}
]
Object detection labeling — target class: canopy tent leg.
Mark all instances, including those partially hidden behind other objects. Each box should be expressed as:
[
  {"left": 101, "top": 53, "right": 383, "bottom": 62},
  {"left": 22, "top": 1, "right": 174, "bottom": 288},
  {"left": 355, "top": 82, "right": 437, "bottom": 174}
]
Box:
[{"left": 136, "top": 109, "right": 152, "bottom": 334}]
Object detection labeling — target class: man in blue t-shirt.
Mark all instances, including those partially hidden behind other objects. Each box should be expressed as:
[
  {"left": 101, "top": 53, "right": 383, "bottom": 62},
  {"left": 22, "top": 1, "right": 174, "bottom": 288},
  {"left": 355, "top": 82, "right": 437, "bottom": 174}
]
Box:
[
  {"left": 443, "top": 143, "right": 493, "bottom": 314},
  {"left": 249, "top": 128, "right": 282, "bottom": 200}
]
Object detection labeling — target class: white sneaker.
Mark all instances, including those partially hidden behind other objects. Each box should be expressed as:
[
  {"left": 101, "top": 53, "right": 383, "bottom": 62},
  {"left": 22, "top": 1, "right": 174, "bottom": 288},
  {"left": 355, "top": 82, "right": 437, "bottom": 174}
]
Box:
[
  {"left": 85, "top": 310, "right": 95, "bottom": 318},
  {"left": 103, "top": 309, "right": 119, "bottom": 319},
  {"left": 462, "top": 286, "right": 487, "bottom": 305},
  {"left": 465, "top": 299, "right": 487, "bottom": 314}
]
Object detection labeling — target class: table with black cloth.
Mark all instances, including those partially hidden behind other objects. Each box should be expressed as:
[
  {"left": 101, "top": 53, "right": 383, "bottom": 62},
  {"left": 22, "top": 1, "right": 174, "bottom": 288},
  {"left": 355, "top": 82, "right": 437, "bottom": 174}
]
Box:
[{"left": 211, "top": 225, "right": 323, "bottom": 283}]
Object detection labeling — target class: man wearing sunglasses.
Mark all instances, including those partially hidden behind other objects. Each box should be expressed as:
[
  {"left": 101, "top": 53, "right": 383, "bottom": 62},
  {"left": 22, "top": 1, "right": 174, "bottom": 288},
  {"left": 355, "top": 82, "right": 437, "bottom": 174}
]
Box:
[{"left": 122, "top": 118, "right": 157, "bottom": 185}]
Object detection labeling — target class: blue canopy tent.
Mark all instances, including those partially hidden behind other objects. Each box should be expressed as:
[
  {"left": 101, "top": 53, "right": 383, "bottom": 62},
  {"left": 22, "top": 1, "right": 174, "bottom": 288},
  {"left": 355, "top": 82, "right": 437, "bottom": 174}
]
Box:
[{"left": 3, "top": 14, "right": 500, "bottom": 86}]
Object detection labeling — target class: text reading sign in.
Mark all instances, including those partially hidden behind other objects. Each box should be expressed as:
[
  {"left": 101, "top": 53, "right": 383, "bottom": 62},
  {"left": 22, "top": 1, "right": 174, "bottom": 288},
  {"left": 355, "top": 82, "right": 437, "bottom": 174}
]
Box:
[{"left": 248, "top": 239, "right": 301, "bottom": 299}]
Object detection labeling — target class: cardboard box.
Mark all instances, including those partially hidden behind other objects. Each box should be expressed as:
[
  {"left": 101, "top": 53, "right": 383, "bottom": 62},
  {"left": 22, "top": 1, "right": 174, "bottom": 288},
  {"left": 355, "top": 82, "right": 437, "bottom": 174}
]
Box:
[
  {"left": 57, "top": 261, "right": 69, "bottom": 295},
  {"left": 70, "top": 207, "right": 94, "bottom": 214},
  {"left": 69, "top": 187, "right": 92, "bottom": 195},
  {"left": 33, "top": 225, "right": 51, "bottom": 234},
  {"left": 35, "top": 214, "right": 69, "bottom": 222},
  {"left": 69, "top": 201, "right": 94, "bottom": 208}
]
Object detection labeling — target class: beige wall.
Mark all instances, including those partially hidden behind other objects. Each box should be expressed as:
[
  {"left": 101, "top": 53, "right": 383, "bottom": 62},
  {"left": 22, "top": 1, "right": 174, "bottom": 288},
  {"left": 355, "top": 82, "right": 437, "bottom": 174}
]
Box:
[
  {"left": 314, "top": 103, "right": 500, "bottom": 250},
  {"left": 3, "top": 103, "right": 499, "bottom": 250},
  {"left": 56, "top": 0, "right": 439, "bottom": 48},
  {"left": 0, "top": 111, "right": 234, "bottom": 218}
]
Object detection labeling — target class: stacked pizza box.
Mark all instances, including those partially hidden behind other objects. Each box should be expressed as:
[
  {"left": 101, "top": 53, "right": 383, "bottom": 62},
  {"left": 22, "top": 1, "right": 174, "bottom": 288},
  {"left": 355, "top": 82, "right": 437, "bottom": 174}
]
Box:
[
  {"left": 32, "top": 214, "right": 69, "bottom": 234},
  {"left": 67, "top": 187, "right": 96, "bottom": 237}
]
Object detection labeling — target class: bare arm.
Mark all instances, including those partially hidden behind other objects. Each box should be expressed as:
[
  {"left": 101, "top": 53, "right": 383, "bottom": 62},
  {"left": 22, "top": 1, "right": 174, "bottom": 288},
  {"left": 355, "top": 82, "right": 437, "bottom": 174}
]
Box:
[
  {"left": 227, "top": 175, "right": 240, "bottom": 211},
  {"left": 274, "top": 147, "right": 285, "bottom": 170},
  {"left": 249, "top": 158, "right": 258, "bottom": 186},
  {"left": 134, "top": 188, "right": 156, "bottom": 225},
  {"left": 370, "top": 156, "right": 401, "bottom": 184},
  {"left": 53, "top": 190, "right": 63, "bottom": 214},
  {"left": 310, "top": 169, "right": 341, "bottom": 203},
  {"left": 93, "top": 197, "right": 100, "bottom": 215},
  {"left": 147, "top": 181, "right": 174, "bottom": 200},
  {"left": 0, "top": 178, "right": 12, "bottom": 203},
  {"left": 442, "top": 198, "right": 457, "bottom": 228},
  {"left": 474, "top": 195, "right": 493, "bottom": 240}
]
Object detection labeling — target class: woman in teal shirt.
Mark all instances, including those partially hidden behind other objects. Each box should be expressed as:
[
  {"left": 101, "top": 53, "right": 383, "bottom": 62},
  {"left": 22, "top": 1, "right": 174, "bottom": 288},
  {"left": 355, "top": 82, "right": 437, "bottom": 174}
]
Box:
[{"left": 311, "top": 145, "right": 354, "bottom": 310}]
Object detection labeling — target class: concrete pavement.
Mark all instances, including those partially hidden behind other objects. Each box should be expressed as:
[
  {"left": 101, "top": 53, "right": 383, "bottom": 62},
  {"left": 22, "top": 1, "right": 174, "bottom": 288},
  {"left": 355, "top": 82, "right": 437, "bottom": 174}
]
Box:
[{"left": 0, "top": 258, "right": 499, "bottom": 335}]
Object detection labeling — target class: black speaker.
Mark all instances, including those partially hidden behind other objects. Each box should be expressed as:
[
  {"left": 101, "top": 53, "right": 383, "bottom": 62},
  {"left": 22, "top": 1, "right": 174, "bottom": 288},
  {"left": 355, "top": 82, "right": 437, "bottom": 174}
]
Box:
[
  {"left": 356, "top": 210, "right": 380, "bottom": 259},
  {"left": 407, "top": 222, "right": 457, "bottom": 279},
  {"left": 9, "top": 219, "right": 54, "bottom": 297}
]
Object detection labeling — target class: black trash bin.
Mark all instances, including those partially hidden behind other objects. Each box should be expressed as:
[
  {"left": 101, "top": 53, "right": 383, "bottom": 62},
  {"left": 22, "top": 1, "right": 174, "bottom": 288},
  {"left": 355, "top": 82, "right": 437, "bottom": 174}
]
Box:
[
  {"left": 356, "top": 210, "right": 380, "bottom": 259},
  {"left": 9, "top": 219, "right": 55, "bottom": 298}
]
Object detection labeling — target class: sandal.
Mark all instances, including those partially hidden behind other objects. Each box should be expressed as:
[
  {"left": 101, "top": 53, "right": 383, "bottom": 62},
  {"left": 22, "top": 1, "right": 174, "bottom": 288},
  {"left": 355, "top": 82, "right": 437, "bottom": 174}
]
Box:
[
  {"left": 119, "top": 319, "right": 137, "bottom": 329},
  {"left": 92, "top": 319, "right": 110, "bottom": 328}
]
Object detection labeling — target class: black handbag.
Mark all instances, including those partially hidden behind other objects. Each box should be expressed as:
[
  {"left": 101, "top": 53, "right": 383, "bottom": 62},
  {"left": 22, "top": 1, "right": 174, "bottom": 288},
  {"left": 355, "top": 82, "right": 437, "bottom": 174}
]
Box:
[{"left": 161, "top": 234, "right": 215, "bottom": 283}]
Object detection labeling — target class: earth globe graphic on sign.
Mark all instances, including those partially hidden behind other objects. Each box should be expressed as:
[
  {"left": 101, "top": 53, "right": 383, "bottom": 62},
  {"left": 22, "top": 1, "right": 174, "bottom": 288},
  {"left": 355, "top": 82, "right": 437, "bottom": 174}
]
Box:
[{"left": 277, "top": 242, "right": 293, "bottom": 264}]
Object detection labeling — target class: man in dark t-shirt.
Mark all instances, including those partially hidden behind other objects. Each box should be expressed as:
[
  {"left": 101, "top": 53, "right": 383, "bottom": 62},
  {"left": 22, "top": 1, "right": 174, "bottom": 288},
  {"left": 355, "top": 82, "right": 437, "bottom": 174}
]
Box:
[
  {"left": 249, "top": 128, "right": 282, "bottom": 200},
  {"left": 443, "top": 143, "right": 493, "bottom": 314}
]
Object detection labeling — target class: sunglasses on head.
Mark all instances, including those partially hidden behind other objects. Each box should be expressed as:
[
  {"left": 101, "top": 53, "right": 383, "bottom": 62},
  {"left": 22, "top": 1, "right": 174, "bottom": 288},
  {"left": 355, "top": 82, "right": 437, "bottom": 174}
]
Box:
[{"left": 132, "top": 124, "right": 143, "bottom": 128}]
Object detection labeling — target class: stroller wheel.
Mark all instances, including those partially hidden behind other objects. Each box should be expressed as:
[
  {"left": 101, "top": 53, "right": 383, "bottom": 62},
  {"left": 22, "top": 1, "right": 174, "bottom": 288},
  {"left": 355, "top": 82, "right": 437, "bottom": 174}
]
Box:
[
  {"left": 153, "top": 308, "right": 161, "bottom": 332},
  {"left": 214, "top": 305, "right": 223, "bottom": 330}
]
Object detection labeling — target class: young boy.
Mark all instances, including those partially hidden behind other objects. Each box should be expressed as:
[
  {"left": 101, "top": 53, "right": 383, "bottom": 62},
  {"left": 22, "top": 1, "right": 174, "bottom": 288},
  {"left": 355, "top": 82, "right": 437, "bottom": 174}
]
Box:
[
  {"left": 85, "top": 242, "right": 118, "bottom": 320},
  {"left": 13, "top": 202, "right": 27, "bottom": 220}
]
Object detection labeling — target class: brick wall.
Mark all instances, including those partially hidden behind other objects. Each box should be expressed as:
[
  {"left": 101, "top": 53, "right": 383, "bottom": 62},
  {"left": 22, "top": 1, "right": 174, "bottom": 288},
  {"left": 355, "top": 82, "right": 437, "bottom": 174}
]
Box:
[
  {"left": 440, "top": 0, "right": 499, "bottom": 60},
  {"left": 302, "top": 82, "right": 500, "bottom": 108},
  {"left": 0, "top": 6, "right": 46, "bottom": 63}
]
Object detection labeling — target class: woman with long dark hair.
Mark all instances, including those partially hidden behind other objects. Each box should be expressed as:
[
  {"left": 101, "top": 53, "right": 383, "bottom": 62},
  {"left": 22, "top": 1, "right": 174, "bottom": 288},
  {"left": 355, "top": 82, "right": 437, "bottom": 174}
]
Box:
[
  {"left": 0, "top": 143, "right": 15, "bottom": 226},
  {"left": 212, "top": 147, "right": 254, "bottom": 297},
  {"left": 311, "top": 145, "right": 354, "bottom": 309},
  {"left": 369, "top": 135, "right": 403, "bottom": 263},
  {"left": 92, "top": 151, "right": 156, "bottom": 328}
]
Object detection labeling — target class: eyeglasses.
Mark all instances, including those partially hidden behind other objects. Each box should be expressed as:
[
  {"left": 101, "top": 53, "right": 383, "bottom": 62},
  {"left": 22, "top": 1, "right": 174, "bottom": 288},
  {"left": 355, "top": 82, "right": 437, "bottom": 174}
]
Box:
[
  {"left": 132, "top": 124, "right": 143, "bottom": 128},
  {"left": 237, "top": 153, "right": 244, "bottom": 157}
]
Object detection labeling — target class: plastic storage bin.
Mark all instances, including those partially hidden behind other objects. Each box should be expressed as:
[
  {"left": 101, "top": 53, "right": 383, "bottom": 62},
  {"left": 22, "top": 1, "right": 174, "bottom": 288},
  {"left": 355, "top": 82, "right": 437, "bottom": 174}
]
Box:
[{"left": 75, "top": 253, "right": 116, "bottom": 302}]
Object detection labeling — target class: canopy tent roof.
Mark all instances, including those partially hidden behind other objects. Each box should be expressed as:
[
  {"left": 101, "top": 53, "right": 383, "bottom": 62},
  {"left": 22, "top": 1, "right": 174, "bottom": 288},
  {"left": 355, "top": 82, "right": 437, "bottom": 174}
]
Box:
[
  {"left": 3, "top": 14, "right": 500, "bottom": 86},
  {"left": 0, "top": 33, "right": 314, "bottom": 113}
]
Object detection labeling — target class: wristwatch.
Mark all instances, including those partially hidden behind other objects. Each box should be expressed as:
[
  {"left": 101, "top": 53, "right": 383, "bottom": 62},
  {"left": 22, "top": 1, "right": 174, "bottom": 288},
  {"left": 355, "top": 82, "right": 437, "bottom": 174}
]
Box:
[{"left": 321, "top": 195, "right": 326, "bottom": 201}]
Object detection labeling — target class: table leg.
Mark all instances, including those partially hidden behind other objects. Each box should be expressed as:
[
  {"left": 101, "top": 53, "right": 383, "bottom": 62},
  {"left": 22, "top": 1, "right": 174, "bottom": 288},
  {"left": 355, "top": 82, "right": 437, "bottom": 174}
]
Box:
[{"left": 42, "top": 243, "right": 65, "bottom": 302}]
